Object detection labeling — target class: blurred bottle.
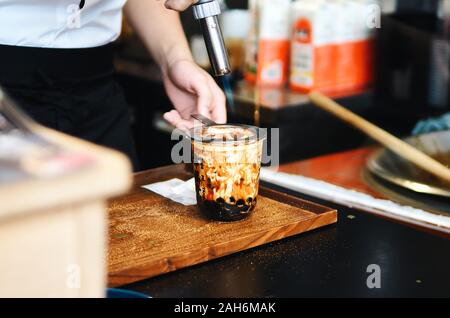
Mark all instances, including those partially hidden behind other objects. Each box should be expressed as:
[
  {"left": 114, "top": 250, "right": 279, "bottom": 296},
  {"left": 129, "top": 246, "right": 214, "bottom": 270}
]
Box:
[
  {"left": 290, "top": 0, "right": 336, "bottom": 93},
  {"left": 245, "top": 0, "right": 291, "bottom": 87},
  {"left": 333, "top": 0, "right": 358, "bottom": 94},
  {"left": 290, "top": 0, "right": 378, "bottom": 95},
  {"left": 221, "top": 9, "right": 251, "bottom": 77},
  {"left": 244, "top": 0, "right": 259, "bottom": 83}
]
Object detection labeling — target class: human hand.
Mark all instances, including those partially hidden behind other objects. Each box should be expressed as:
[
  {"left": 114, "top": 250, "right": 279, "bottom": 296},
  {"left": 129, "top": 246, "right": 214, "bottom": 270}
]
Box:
[
  {"left": 162, "top": 59, "right": 226, "bottom": 130},
  {"left": 162, "top": 0, "right": 199, "bottom": 12}
]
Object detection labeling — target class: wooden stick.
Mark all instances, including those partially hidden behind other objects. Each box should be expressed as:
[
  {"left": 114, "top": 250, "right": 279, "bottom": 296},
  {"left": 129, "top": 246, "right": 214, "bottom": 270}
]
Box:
[{"left": 309, "top": 91, "right": 450, "bottom": 183}]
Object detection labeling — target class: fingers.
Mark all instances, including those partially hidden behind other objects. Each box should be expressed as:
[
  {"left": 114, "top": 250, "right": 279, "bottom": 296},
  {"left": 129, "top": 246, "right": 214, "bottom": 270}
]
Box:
[
  {"left": 190, "top": 74, "right": 213, "bottom": 119},
  {"left": 189, "top": 69, "right": 226, "bottom": 124},
  {"left": 164, "top": 59, "right": 227, "bottom": 126},
  {"left": 164, "top": 110, "right": 194, "bottom": 131},
  {"left": 164, "top": 0, "right": 198, "bottom": 12},
  {"left": 207, "top": 78, "right": 227, "bottom": 124}
]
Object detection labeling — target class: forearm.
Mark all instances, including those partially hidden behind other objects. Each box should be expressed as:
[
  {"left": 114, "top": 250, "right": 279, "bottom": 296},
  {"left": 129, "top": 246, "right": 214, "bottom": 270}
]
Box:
[{"left": 124, "top": 0, "right": 193, "bottom": 72}]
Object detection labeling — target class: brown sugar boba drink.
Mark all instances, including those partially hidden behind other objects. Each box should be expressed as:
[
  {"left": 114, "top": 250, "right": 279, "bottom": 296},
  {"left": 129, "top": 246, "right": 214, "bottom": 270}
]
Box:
[{"left": 191, "top": 125, "right": 264, "bottom": 222}]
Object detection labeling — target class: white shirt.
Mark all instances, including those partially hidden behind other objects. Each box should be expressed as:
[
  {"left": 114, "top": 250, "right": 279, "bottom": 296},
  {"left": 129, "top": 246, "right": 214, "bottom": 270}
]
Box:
[{"left": 0, "top": 0, "right": 127, "bottom": 48}]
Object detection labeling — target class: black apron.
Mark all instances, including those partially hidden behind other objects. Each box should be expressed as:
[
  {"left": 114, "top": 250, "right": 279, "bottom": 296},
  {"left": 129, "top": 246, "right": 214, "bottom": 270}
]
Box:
[{"left": 0, "top": 43, "right": 139, "bottom": 169}]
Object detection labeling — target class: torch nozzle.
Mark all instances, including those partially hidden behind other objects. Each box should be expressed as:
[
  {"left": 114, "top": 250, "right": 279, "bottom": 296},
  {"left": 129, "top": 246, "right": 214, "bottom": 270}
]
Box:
[{"left": 192, "top": 0, "right": 231, "bottom": 77}]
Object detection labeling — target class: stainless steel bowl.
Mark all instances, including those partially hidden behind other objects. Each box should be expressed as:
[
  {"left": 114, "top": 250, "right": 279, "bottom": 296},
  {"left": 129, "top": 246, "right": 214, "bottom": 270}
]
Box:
[{"left": 367, "top": 130, "right": 450, "bottom": 198}]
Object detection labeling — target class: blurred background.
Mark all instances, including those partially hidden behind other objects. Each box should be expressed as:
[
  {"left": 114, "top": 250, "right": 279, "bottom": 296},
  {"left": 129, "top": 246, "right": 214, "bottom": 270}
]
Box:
[
  {"left": 1, "top": 0, "right": 449, "bottom": 298},
  {"left": 114, "top": 0, "right": 450, "bottom": 170}
]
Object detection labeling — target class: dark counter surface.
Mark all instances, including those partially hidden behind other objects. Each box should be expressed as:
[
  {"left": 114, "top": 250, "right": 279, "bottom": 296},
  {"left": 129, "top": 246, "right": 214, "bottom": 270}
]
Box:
[
  {"left": 121, "top": 150, "right": 450, "bottom": 298},
  {"left": 122, "top": 187, "right": 449, "bottom": 298}
]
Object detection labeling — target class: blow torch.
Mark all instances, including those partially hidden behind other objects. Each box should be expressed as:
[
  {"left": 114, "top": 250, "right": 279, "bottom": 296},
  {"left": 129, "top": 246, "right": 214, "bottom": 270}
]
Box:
[{"left": 192, "top": 0, "right": 231, "bottom": 76}]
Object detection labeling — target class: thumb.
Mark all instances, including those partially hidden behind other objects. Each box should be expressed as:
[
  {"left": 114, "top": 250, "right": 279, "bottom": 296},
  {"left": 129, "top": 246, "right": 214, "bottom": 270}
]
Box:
[{"left": 164, "top": 0, "right": 198, "bottom": 12}]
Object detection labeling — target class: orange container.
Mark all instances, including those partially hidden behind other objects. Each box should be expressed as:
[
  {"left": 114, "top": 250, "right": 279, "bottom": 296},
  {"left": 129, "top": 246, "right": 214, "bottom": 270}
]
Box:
[
  {"left": 245, "top": 0, "right": 291, "bottom": 86},
  {"left": 333, "top": 0, "right": 358, "bottom": 94},
  {"left": 290, "top": 0, "right": 336, "bottom": 93},
  {"left": 257, "top": 39, "right": 290, "bottom": 87},
  {"left": 290, "top": 0, "right": 375, "bottom": 96}
]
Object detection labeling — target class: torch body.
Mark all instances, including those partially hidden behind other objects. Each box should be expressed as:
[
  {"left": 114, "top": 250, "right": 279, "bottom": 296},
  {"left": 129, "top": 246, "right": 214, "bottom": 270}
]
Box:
[{"left": 192, "top": 0, "right": 231, "bottom": 76}]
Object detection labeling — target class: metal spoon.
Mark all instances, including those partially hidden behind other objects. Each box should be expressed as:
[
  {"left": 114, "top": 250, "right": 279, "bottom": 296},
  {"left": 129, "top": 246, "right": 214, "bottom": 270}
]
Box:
[{"left": 191, "top": 114, "right": 217, "bottom": 126}]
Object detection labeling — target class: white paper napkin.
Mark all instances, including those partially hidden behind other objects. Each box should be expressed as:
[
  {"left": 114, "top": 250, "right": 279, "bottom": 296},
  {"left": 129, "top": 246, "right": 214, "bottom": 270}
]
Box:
[{"left": 142, "top": 178, "right": 197, "bottom": 206}]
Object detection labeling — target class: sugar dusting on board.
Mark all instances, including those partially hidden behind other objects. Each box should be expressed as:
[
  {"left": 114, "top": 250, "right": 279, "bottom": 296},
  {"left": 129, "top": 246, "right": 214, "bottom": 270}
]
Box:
[
  {"left": 107, "top": 192, "right": 323, "bottom": 272},
  {"left": 106, "top": 165, "right": 336, "bottom": 286}
]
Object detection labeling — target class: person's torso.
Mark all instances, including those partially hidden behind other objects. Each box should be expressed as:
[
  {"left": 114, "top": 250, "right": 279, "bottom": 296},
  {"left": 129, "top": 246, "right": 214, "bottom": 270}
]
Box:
[{"left": 0, "top": 0, "right": 127, "bottom": 48}]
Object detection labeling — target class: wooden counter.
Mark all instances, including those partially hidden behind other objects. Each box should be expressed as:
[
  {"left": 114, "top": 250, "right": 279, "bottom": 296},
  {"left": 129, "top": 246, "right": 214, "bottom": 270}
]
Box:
[
  {"left": 277, "top": 147, "right": 450, "bottom": 237},
  {"left": 278, "top": 147, "right": 380, "bottom": 197},
  {"left": 0, "top": 127, "right": 132, "bottom": 297}
]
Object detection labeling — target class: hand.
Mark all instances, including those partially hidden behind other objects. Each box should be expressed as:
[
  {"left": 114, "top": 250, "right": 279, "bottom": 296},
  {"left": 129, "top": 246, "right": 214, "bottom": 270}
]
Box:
[
  {"left": 163, "top": 0, "right": 199, "bottom": 12},
  {"left": 162, "top": 59, "right": 227, "bottom": 130}
]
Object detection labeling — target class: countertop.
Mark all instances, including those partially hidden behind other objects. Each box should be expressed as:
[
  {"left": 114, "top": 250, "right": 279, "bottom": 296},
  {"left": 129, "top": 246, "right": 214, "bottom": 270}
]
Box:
[{"left": 119, "top": 148, "right": 450, "bottom": 297}]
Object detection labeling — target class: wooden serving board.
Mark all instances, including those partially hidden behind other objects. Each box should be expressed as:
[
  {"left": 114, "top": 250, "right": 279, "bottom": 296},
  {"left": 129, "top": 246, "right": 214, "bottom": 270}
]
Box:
[{"left": 107, "top": 164, "right": 337, "bottom": 287}]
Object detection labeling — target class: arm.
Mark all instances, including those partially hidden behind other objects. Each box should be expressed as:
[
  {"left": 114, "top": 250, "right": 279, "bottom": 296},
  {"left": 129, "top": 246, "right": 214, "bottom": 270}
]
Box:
[
  {"left": 164, "top": 0, "right": 199, "bottom": 11},
  {"left": 124, "top": 0, "right": 226, "bottom": 129},
  {"left": 124, "top": 0, "right": 192, "bottom": 72}
]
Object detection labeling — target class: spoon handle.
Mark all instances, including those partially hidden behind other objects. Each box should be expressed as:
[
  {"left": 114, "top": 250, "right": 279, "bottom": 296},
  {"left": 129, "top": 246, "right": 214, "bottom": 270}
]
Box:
[{"left": 191, "top": 114, "right": 217, "bottom": 126}]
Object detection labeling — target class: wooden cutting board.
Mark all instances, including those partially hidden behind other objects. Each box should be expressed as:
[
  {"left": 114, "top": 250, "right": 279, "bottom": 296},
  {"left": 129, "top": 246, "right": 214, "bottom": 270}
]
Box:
[{"left": 107, "top": 164, "right": 337, "bottom": 287}]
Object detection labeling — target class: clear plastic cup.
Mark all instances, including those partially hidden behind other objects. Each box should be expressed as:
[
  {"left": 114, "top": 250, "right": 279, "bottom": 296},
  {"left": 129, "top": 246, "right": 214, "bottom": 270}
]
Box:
[{"left": 191, "top": 124, "right": 264, "bottom": 222}]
